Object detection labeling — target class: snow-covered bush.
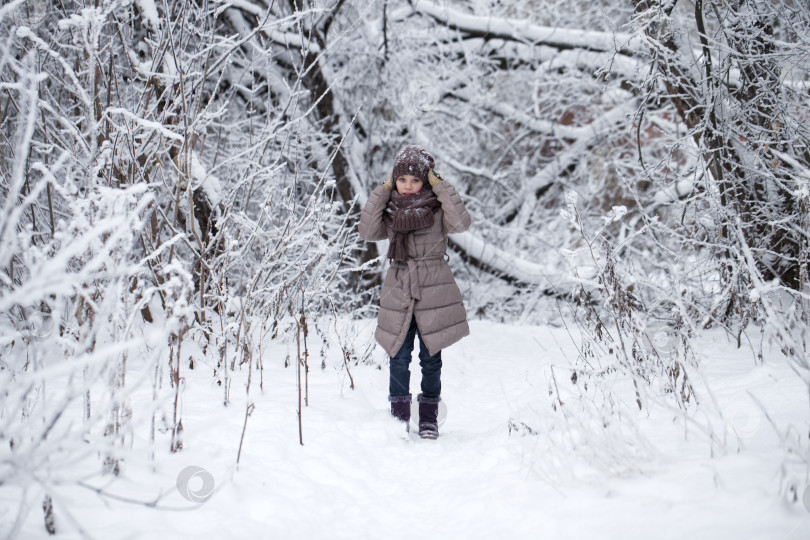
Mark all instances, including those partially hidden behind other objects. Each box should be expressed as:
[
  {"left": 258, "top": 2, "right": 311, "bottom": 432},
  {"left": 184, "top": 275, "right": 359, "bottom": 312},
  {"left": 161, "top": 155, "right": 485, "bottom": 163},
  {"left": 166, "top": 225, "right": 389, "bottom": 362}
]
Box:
[{"left": 0, "top": 0, "right": 366, "bottom": 532}]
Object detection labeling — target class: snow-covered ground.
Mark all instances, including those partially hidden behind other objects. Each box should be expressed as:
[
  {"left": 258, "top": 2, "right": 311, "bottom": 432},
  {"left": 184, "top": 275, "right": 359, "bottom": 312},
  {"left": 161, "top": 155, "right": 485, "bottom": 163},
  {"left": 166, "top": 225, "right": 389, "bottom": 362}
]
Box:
[{"left": 3, "top": 319, "right": 810, "bottom": 539}]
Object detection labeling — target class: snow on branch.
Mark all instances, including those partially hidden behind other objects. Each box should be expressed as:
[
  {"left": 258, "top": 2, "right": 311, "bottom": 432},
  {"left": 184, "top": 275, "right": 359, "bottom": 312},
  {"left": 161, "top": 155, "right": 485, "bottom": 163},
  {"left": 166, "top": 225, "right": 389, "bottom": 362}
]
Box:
[
  {"left": 106, "top": 107, "right": 185, "bottom": 141},
  {"left": 496, "top": 100, "right": 637, "bottom": 220},
  {"left": 452, "top": 231, "right": 573, "bottom": 291},
  {"left": 261, "top": 28, "right": 322, "bottom": 54},
  {"left": 134, "top": 0, "right": 160, "bottom": 30},
  {"left": 409, "top": 0, "right": 643, "bottom": 54},
  {"left": 224, "top": 5, "right": 323, "bottom": 54},
  {"left": 482, "top": 99, "right": 635, "bottom": 141}
]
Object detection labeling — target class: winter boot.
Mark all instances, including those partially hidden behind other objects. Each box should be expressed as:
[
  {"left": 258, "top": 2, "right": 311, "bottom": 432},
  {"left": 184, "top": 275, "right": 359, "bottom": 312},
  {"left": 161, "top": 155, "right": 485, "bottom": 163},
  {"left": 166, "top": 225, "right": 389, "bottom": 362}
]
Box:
[
  {"left": 417, "top": 394, "right": 441, "bottom": 439},
  {"left": 389, "top": 394, "right": 412, "bottom": 432}
]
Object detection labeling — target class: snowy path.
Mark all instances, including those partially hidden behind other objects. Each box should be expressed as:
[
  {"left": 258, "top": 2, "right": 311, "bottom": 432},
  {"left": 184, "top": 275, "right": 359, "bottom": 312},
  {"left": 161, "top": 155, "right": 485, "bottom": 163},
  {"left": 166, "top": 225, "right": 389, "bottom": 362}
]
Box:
[{"left": 6, "top": 321, "right": 810, "bottom": 539}]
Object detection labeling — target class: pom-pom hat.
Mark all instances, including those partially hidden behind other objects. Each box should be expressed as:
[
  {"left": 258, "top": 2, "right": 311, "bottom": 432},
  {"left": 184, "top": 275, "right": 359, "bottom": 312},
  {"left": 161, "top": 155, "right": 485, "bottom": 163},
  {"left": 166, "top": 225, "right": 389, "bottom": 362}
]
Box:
[{"left": 392, "top": 145, "right": 435, "bottom": 184}]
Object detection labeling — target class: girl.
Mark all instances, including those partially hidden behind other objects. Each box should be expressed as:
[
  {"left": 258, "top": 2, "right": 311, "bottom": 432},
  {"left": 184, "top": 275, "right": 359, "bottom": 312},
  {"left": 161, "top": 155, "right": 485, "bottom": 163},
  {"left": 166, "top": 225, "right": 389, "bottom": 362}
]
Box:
[{"left": 358, "top": 145, "right": 471, "bottom": 439}]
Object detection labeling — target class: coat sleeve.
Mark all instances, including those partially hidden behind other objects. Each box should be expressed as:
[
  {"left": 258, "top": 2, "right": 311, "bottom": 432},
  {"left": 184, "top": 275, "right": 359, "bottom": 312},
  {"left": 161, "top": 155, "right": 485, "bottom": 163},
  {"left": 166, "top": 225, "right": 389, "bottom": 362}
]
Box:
[
  {"left": 358, "top": 185, "right": 392, "bottom": 241},
  {"left": 433, "top": 179, "right": 471, "bottom": 234}
]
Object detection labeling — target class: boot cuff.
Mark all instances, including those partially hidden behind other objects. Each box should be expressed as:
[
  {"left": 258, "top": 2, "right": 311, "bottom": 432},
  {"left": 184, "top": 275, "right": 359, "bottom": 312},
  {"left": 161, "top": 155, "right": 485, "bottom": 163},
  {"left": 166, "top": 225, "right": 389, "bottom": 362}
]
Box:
[
  {"left": 388, "top": 394, "right": 412, "bottom": 403},
  {"left": 417, "top": 393, "right": 441, "bottom": 404}
]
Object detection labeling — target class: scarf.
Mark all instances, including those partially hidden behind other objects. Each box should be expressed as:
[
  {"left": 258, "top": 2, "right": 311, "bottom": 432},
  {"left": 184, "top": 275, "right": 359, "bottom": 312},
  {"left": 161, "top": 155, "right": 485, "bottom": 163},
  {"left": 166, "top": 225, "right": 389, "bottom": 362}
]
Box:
[{"left": 383, "top": 188, "right": 441, "bottom": 262}]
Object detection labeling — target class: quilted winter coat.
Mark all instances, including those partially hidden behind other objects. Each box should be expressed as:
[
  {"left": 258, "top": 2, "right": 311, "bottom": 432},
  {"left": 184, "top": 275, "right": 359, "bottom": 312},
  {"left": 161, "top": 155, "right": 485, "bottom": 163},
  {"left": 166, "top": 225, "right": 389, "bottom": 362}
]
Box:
[{"left": 358, "top": 180, "right": 471, "bottom": 357}]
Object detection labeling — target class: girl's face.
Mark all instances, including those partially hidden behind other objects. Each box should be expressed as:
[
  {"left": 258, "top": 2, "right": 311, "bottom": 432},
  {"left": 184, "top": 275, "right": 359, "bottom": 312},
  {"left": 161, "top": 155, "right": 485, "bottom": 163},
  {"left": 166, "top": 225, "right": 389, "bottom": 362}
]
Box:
[{"left": 396, "top": 174, "right": 423, "bottom": 196}]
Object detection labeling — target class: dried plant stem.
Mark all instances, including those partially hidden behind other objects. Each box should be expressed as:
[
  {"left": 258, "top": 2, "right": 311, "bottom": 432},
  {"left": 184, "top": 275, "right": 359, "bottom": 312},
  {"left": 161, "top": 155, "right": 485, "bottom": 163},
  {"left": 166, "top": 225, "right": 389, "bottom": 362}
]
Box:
[{"left": 236, "top": 403, "right": 254, "bottom": 465}]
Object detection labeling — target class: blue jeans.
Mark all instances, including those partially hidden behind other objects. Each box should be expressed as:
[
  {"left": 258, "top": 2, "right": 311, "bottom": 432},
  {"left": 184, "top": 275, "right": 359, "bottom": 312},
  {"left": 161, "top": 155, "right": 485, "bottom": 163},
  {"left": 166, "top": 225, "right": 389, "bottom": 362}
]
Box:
[{"left": 389, "top": 317, "right": 442, "bottom": 399}]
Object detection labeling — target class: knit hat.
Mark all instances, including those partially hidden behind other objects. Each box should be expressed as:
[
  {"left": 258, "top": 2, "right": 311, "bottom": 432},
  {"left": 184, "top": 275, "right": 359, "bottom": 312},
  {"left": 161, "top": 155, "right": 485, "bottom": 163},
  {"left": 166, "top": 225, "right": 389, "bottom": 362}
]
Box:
[{"left": 391, "top": 145, "right": 435, "bottom": 183}]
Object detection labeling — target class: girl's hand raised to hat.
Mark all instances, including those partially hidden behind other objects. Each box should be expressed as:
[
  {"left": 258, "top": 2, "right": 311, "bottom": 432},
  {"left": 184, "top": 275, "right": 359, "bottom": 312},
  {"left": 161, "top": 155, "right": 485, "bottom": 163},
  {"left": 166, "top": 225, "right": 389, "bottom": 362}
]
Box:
[
  {"left": 383, "top": 173, "right": 393, "bottom": 191},
  {"left": 428, "top": 170, "right": 443, "bottom": 187}
]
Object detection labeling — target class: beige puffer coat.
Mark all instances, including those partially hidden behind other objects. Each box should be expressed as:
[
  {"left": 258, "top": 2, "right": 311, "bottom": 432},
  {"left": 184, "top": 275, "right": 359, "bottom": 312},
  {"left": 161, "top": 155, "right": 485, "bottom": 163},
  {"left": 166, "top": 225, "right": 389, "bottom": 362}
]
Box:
[{"left": 359, "top": 180, "right": 471, "bottom": 357}]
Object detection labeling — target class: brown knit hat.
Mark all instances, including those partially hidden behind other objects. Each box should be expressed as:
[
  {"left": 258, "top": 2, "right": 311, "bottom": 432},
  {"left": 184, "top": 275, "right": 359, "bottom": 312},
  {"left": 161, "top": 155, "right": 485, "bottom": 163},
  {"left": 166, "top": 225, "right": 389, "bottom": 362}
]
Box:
[{"left": 391, "top": 145, "right": 435, "bottom": 183}]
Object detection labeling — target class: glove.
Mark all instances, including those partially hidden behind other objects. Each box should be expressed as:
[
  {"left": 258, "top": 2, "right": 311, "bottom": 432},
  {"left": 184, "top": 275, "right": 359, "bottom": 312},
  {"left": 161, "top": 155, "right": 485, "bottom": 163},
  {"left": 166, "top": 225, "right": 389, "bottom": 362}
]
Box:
[
  {"left": 383, "top": 173, "right": 393, "bottom": 191},
  {"left": 428, "top": 169, "right": 443, "bottom": 187}
]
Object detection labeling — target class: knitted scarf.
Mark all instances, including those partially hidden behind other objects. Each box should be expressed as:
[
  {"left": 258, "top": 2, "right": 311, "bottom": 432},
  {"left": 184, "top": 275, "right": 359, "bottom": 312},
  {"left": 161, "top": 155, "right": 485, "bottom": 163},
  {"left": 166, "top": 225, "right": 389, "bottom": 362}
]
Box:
[{"left": 383, "top": 189, "right": 441, "bottom": 262}]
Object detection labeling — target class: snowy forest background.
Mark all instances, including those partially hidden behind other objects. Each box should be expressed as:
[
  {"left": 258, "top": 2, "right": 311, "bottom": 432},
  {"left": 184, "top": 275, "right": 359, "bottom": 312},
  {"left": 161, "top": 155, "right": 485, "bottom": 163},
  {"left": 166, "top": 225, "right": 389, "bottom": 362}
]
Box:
[{"left": 2, "top": 0, "right": 810, "bottom": 536}]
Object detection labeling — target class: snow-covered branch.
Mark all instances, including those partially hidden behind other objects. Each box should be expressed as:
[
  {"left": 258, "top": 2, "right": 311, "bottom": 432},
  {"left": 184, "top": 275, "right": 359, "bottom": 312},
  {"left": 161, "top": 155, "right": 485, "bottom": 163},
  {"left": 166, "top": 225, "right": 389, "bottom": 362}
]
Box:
[
  {"left": 409, "top": 0, "right": 643, "bottom": 54},
  {"left": 452, "top": 231, "right": 574, "bottom": 291}
]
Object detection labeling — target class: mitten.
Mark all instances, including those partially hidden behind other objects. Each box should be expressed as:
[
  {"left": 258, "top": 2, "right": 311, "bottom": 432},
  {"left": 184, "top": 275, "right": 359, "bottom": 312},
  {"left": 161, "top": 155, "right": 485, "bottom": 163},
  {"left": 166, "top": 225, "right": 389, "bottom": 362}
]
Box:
[
  {"left": 383, "top": 173, "right": 393, "bottom": 191},
  {"left": 428, "top": 170, "right": 443, "bottom": 187}
]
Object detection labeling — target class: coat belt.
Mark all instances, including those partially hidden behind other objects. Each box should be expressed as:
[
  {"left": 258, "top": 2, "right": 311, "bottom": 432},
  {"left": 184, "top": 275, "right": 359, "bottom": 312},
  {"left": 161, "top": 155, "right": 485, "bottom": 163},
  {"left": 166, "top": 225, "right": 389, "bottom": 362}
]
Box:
[{"left": 393, "top": 255, "right": 445, "bottom": 301}]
